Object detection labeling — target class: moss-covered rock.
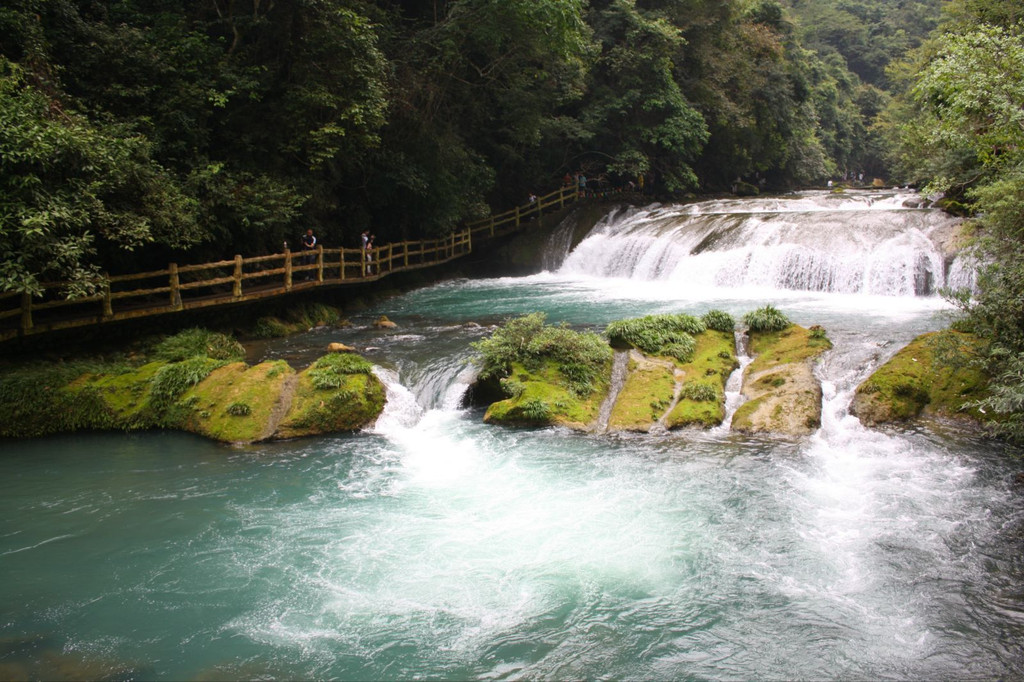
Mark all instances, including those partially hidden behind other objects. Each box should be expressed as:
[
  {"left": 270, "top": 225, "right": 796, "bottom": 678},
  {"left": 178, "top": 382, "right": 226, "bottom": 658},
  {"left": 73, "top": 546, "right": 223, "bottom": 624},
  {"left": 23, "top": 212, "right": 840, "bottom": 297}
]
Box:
[
  {"left": 731, "top": 324, "right": 832, "bottom": 435},
  {"left": 274, "top": 354, "right": 386, "bottom": 438},
  {"left": 472, "top": 313, "right": 613, "bottom": 429},
  {"left": 0, "top": 328, "right": 385, "bottom": 443},
  {"left": 606, "top": 352, "right": 677, "bottom": 431},
  {"left": 851, "top": 331, "right": 989, "bottom": 425},
  {"left": 182, "top": 360, "right": 295, "bottom": 443},
  {"left": 248, "top": 302, "right": 344, "bottom": 339},
  {"left": 483, "top": 359, "right": 609, "bottom": 429},
  {"left": 666, "top": 329, "right": 739, "bottom": 429}
]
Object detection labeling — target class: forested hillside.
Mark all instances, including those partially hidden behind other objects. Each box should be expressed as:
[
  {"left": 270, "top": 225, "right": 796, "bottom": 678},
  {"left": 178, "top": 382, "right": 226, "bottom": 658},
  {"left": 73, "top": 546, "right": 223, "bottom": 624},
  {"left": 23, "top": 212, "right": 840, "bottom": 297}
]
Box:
[
  {"left": 880, "top": 0, "right": 1024, "bottom": 442},
  {"left": 3, "top": 0, "right": 915, "bottom": 296}
]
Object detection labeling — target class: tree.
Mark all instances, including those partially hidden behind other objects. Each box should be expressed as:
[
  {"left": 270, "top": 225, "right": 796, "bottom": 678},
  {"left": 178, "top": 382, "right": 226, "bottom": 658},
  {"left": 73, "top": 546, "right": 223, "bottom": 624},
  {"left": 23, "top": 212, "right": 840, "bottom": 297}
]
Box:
[
  {"left": 887, "top": 17, "right": 1024, "bottom": 441},
  {"left": 0, "top": 58, "right": 199, "bottom": 297}
]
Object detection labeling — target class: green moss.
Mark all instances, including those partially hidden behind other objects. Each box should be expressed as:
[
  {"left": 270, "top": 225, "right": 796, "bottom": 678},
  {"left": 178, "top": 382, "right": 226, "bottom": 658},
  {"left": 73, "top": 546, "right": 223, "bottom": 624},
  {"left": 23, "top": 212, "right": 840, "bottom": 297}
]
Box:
[
  {"left": 276, "top": 360, "right": 385, "bottom": 438},
  {"left": 183, "top": 361, "right": 294, "bottom": 443},
  {"left": 746, "top": 324, "right": 832, "bottom": 374},
  {"left": 484, "top": 359, "right": 609, "bottom": 428},
  {"left": 666, "top": 330, "right": 739, "bottom": 429},
  {"left": 854, "top": 331, "right": 989, "bottom": 423},
  {"left": 70, "top": 361, "right": 166, "bottom": 429},
  {"left": 607, "top": 356, "right": 676, "bottom": 430},
  {"left": 473, "top": 314, "right": 613, "bottom": 418}
]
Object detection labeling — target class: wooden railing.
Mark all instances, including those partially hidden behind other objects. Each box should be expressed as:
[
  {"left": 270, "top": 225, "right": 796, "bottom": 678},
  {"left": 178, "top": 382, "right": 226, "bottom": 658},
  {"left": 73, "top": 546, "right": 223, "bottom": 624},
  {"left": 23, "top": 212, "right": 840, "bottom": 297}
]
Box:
[{"left": 0, "top": 184, "right": 586, "bottom": 342}]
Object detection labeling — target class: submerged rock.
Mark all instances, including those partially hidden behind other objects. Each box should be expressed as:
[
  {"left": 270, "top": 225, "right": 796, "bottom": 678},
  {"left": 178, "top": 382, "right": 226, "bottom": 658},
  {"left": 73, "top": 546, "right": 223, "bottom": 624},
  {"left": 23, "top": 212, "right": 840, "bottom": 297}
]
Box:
[{"left": 731, "top": 325, "right": 832, "bottom": 436}]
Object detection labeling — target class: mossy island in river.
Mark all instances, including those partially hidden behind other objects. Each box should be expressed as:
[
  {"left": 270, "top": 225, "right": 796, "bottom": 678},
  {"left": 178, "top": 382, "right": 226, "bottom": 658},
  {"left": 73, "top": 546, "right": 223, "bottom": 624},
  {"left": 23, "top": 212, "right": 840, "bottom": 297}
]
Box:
[
  {"left": 0, "top": 328, "right": 385, "bottom": 444},
  {"left": 0, "top": 310, "right": 999, "bottom": 444},
  {"left": 469, "top": 308, "right": 833, "bottom": 435}
]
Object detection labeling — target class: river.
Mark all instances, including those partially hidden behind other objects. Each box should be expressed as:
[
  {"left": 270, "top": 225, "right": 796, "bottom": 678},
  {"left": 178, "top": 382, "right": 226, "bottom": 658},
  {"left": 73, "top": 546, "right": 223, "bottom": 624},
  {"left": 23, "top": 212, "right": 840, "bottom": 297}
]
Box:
[{"left": 2, "top": 190, "right": 1023, "bottom": 680}]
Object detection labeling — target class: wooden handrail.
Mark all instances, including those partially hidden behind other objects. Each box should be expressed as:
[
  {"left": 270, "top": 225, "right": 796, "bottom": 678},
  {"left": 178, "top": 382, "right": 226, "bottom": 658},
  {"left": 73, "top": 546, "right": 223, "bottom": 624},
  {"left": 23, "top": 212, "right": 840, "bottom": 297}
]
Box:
[{"left": 1, "top": 181, "right": 602, "bottom": 341}]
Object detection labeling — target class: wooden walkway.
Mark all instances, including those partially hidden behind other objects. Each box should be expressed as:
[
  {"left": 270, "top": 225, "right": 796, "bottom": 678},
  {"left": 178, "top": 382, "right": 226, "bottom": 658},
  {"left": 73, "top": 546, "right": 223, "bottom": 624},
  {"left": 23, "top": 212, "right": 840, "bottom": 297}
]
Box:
[{"left": 0, "top": 185, "right": 586, "bottom": 342}]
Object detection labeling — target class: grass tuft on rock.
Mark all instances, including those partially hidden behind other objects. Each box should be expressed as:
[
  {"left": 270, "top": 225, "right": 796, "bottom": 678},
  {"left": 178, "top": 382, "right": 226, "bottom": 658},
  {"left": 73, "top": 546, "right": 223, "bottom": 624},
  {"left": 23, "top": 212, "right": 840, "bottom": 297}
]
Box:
[{"left": 605, "top": 313, "right": 705, "bottom": 362}]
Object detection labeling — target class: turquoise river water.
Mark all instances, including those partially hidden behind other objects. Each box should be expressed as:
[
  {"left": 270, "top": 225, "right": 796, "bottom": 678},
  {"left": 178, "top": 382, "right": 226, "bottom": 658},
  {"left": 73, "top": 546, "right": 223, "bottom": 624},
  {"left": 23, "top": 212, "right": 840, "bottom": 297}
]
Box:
[{"left": 3, "top": 191, "right": 1024, "bottom": 680}]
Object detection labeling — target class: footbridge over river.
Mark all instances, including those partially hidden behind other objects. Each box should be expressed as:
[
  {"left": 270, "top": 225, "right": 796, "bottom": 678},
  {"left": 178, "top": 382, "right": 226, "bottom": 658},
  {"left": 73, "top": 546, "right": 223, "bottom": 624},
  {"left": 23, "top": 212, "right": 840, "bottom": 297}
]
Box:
[{"left": 0, "top": 185, "right": 616, "bottom": 344}]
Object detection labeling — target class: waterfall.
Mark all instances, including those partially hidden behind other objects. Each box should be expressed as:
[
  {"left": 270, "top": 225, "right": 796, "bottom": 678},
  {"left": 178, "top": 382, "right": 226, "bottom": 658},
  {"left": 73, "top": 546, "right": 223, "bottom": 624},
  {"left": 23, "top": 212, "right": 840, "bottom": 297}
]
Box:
[{"left": 557, "top": 190, "right": 967, "bottom": 297}]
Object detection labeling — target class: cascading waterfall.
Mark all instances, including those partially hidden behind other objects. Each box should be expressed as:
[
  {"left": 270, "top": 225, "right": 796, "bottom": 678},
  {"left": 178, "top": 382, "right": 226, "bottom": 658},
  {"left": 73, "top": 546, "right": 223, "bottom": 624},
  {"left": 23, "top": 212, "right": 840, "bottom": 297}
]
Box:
[
  {"left": 556, "top": 190, "right": 967, "bottom": 297},
  {"left": 2, "top": 190, "right": 1021, "bottom": 681}
]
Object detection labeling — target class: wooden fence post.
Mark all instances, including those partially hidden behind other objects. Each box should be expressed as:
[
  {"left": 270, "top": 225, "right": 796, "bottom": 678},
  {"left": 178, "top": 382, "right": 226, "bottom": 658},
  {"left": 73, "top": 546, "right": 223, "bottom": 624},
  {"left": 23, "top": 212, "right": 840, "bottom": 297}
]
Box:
[
  {"left": 169, "top": 263, "right": 182, "bottom": 310},
  {"left": 514, "top": 205, "right": 520, "bottom": 227},
  {"left": 316, "top": 245, "right": 324, "bottom": 282},
  {"left": 102, "top": 274, "right": 113, "bottom": 318},
  {"left": 284, "top": 248, "right": 292, "bottom": 290},
  {"left": 489, "top": 216, "right": 495, "bottom": 237},
  {"left": 340, "top": 248, "right": 346, "bottom": 281},
  {"left": 233, "top": 255, "right": 243, "bottom": 298},
  {"left": 20, "top": 292, "right": 32, "bottom": 334}
]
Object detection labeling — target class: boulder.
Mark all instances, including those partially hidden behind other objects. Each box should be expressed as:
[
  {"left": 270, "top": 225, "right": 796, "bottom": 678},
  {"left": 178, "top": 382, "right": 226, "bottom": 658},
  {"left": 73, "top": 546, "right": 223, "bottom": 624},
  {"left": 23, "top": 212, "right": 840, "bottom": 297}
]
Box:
[
  {"left": 731, "top": 325, "right": 831, "bottom": 436},
  {"left": 851, "top": 331, "right": 988, "bottom": 426},
  {"left": 327, "top": 342, "right": 356, "bottom": 352},
  {"left": 374, "top": 315, "right": 398, "bottom": 329}
]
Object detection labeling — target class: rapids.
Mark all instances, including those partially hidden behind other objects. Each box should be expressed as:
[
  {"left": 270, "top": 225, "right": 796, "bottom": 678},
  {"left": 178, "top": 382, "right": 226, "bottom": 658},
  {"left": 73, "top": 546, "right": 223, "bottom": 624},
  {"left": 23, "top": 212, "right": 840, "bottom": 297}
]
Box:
[{"left": 2, "top": 190, "right": 1023, "bottom": 680}]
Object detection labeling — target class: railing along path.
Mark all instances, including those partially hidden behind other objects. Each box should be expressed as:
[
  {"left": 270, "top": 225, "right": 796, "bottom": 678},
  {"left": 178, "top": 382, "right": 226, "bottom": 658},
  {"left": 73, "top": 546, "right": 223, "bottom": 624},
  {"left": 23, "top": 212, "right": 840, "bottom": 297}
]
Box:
[{"left": 0, "top": 185, "right": 586, "bottom": 341}]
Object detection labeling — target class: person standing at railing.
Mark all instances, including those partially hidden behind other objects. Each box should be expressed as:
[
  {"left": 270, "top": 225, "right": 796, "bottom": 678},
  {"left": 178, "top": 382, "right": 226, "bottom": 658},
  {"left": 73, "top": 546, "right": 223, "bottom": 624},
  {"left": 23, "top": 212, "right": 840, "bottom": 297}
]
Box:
[
  {"left": 366, "top": 233, "right": 375, "bottom": 274},
  {"left": 301, "top": 228, "right": 317, "bottom": 280}
]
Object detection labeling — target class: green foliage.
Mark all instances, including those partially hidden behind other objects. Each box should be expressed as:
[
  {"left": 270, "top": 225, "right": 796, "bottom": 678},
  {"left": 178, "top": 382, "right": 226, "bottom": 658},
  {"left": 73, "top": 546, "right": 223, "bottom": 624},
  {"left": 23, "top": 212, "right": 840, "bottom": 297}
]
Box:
[
  {"left": 0, "top": 57, "right": 200, "bottom": 297},
  {"left": 473, "top": 313, "right": 611, "bottom": 397},
  {"left": 605, "top": 314, "right": 705, "bottom": 362},
  {"left": 518, "top": 398, "right": 553, "bottom": 423},
  {"left": 308, "top": 353, "right": 374, "bottom": 390},
  {"left": 681, "top": 383, "right": 718, "bottom": 402},
  {"left": 743, "top": 306, "right": 792, "bottom": 333},
  {"left": 226, "top": 402, "right": 251, "bottom": 417},
  {"left": 152, "top": 328, "right": 245, "bottom": 363},
  {"left": 252, "top": 317, "right": 291, "bottom": 339},
  {"left": 702, "top": 310, "right": 736, "bottom": 333},
  {"left": 150, "top": 357, "right": 225, "bottom": 403},
  {"left": 883, "top": 6, "right": 1024, "bottom": 442}
]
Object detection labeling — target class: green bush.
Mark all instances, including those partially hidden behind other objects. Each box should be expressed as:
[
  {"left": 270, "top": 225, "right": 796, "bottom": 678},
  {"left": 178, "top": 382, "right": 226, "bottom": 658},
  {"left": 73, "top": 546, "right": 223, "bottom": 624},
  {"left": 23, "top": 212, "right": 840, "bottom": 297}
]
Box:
[
  {"left": 287, "top": 302, "right": 341, "bottom": 328},
  {"left": 152, "top": 328, "right": 245, "bottom": 362},
  {"left": 519, "top": 398, "right": 551, "bottom": 422},
  {"left": 702, "top": 310, "right": 735, "bottom": 333},
  {"left": 743, "top": 305, "right": 791, "bottom": 333},
  {"left": 473, "top": 313, "right": 612, "bottom": 397},
  {"left": 662, "top": 338, "right": 697, "bottom": 363},
  {"left": 226, "top": 402, "right": 251, "bottom": 416}
]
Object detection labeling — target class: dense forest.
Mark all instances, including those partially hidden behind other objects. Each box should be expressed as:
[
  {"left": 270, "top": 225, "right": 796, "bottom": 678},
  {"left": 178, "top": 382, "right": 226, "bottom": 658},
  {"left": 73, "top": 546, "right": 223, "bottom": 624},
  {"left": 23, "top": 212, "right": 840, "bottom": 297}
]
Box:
[{"left": 1, "top": 1, "right": 1023, "bottom": 433}]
